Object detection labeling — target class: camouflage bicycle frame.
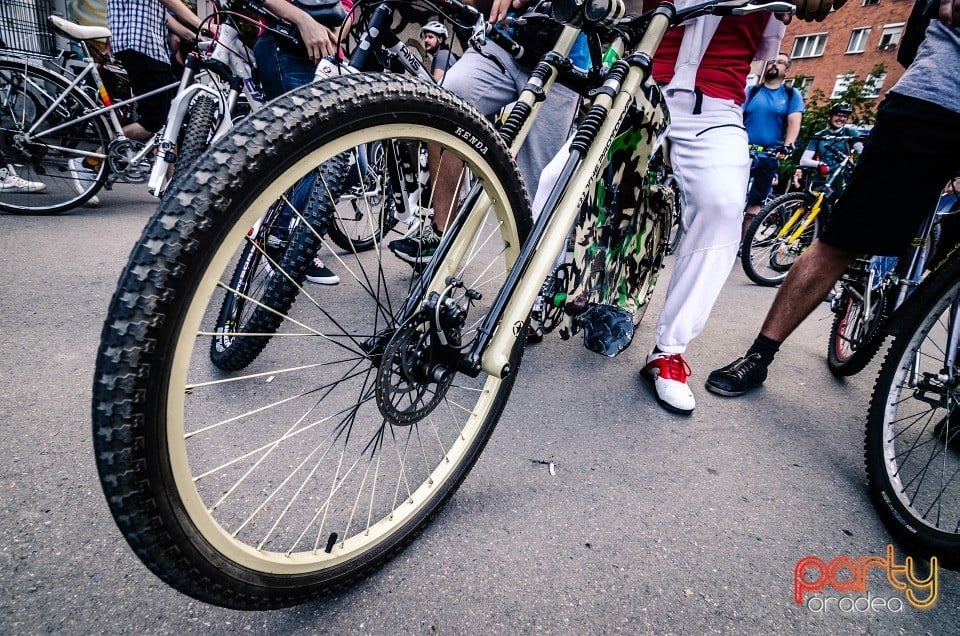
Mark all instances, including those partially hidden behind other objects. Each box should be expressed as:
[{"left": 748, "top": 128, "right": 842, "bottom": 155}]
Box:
[{"left": 566, "top": 79, "right": 674, "bottom": 333}]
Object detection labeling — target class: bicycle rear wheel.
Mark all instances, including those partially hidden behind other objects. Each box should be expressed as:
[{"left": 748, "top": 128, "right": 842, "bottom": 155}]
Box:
[
  {"left": 865, "top": 251, "right": 960, "bottom": 569},
  {"left": 741, "top": 192, "right": 817, "bottom": 286},
  {"left": 92, "top": 73, "right": 531, "bottom": 608},
  {"left": 326, "top": 139, "right": 402, "bottom": 252},
  {"left": 0, "top": 59, "right": 109, "bottom": 214}
]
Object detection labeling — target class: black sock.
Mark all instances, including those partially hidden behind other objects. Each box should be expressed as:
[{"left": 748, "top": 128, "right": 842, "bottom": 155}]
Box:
[
  {"left": 432, "top": 223, "right": 443, "bottom": 237},
  {"left": 746, "top": 334, "right": 780, "bottom": 366}
]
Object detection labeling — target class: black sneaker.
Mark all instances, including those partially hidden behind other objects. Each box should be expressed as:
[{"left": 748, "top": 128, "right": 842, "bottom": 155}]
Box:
[
  {"left": 704, "top": 353, "right": 768, "bottom": 396},
  {"left": 305, "top": 258, "right": 340, "bottom": 285},
  {"left": 388, "top": 224, "right": 441, "bottom": 266}
]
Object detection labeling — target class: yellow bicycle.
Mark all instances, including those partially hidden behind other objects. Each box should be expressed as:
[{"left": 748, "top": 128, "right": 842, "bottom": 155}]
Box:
[{"left": 740, "top": 141, "right": 858, "bottom": 286}]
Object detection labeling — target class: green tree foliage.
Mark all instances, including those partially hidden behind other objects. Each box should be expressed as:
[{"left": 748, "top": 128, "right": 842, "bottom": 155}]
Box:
[{"left": 778, "top": 64, "right": 885, "bottom": 189}]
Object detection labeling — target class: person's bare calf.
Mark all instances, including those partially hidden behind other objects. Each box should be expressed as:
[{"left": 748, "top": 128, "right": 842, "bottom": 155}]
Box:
[
  {"left": 742, "top": 204, "right": 761, "bottom": 242},
  {"left": 427, "top": 142, "right": 462, "bottom": 232}
]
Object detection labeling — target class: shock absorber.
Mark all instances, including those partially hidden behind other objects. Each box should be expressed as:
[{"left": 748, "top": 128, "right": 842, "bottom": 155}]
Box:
[{"left": 570, "top": 59, "right": 630, "bottom": 155}]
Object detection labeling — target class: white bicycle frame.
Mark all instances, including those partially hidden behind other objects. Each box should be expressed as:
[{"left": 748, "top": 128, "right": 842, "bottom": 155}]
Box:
[{"left": 148, "top": 23, "right": 265, "bottom": 196}]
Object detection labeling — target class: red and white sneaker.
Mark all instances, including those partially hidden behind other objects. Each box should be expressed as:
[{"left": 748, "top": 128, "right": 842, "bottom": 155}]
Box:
[{"left": 642, "top": 351, "right": 695, "bottom": 414}]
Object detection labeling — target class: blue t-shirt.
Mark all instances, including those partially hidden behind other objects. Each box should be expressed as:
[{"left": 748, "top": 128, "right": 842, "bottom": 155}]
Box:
[{"left": 743, "top": 84, "right": 805, "bottom": 148}]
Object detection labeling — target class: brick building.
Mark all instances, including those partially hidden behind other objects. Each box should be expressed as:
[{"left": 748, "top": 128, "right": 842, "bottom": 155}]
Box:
[{"left": 780, "top": 0, "right": 913, "bottom": 101}]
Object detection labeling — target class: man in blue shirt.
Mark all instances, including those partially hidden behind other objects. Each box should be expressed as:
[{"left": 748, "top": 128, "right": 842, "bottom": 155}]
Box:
[{"left": 742, "top": 53, "right": 805, "bottom": 239}]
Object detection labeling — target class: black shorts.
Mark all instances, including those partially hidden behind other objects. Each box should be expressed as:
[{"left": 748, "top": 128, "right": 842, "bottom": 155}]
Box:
[
  {"left": 819, "top": 93, "right": 960, "bottom": 256},
  {"left": 114, "top": 49, "right": 177, "bottom": 133}
]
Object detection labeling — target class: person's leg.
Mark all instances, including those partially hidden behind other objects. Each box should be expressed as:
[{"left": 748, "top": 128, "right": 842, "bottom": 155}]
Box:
[
  {"left": 655, "top": 93, "right": 749, "bottom": 353},
  {"left": 759, "top": 240, "right": 857, "bottom": 341},
  {"left": 114, "top": 50, "right": 178, "bottom": 138},
  {"left": 254, "top": 36, "right": 340, "bottom": 284},
  {"left": 742, "top": 154, "right": 777, "bottom": 240},
  {"left": 644, "top": 91, "right": 750, "bottom": 413},
  {"left": 427, "top": 46, "right": 521, "bottom": 231},
  {"left": 707, "top": 93, "right": 960, "bottom": 396},
  {"left": 391, "top": 46, "right": 523, "bottom": 266}
]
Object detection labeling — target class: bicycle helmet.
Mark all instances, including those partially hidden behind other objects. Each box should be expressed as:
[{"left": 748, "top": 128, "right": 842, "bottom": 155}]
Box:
[
  {"left": 421, "top": 21, "right": 449, "bottom": 39},
  {"left": 830, "top": 102, "right": 854, "bottom": 116}
]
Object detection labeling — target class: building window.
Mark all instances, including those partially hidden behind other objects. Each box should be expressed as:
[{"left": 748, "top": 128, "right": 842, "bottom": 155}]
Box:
[
  {"left": 847, "top": 28, "right": 870, "bottom": 53},
  {"left": 787, "top": 77, "right": 815, "bottom": 97},
  {"left": 862, "top": 0, "right": 880, "bottom": 6},
  {"left": 878, "top": 23, "right": 904, "bottom": 50},
  {"left": 862, "top": 73, "right": 887, "bottom": 98},
  {"left": 831, "top": 73, "right": 855, "bottom": 99},
  {"left": 792, "top": 33, "right": 828, "bottom": 59}
]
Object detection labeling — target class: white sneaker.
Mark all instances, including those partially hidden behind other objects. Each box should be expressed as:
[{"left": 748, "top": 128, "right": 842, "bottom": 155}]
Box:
[
  {"left": 0, "top": 165, "right": 46, "bottom": 193},
  {"left": 642, "top": 350, "right": 695, "bottom": 414},
  {"left": 67, "top": 158, "right": 100, "bottom": 206}
]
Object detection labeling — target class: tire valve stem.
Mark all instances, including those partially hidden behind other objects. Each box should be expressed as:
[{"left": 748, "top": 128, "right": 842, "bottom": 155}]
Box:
[{"left": 324, "top": 532, "right": 338, "bottom": 554}]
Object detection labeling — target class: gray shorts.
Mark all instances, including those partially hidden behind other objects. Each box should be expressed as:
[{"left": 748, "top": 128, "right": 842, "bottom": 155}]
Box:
[{"left": 440, "top": 43, "right": 579, "bottom": 201}]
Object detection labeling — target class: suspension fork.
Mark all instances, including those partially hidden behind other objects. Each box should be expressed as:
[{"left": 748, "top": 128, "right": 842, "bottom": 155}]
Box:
[
  {"left": 945, "top": 294, "right": 960, "bottom": 384},
  {"left": 470, "top": 43, "right": 656, "bottom": 377},
  {"left": 894, "top": 211, "right": 938, "bottom": 310}
]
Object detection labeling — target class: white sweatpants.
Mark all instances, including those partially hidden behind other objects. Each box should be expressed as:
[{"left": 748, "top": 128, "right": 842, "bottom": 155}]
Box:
[
  {"left": 532, "top": 89, "right": 749, "bottom": 354},
  {"left": 655, "top": 90, "right": 749, "bottom": 353}
]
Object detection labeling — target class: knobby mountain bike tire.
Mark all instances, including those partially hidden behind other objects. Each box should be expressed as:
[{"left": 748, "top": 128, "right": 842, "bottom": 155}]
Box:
[
  {"left": 92, "top": 73, "right": 532, "bottom": 609},
  {"left": 741, "top": 191, "right": 818, "bottom": 287},
  {"left": 865, "top": 247, "right": 960, "bottom": 569},
  {"left": 169, "top": 93, "right": 220, "bottom": 188},
  {"left": 826, "top": 275, "right": 889, "bottom": 377},
  {"left": 207, "top": 150, "right": 351, "bottom": 372},
  {"left": 0, "top": 59, "right": 109, "bottom": 214}
]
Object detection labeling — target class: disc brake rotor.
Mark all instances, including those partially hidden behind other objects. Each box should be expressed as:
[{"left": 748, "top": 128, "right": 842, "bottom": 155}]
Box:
[{"left": 375, "top": 311, "right": 456, "bottom": 426}]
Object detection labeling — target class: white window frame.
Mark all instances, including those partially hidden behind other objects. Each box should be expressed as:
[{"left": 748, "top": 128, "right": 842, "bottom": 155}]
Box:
[
  {"left": 847, "top": 27, "right": 871, "bottom": 53},
  {"left": 787, "top": 77, "right": 815, "bottom": 98},
  {"left": 862, "top": 0, "right": 880, "bottom": 6},
  {"left": 831, "top": 73, "right": 855, "bottom": 99},
  {"left": 791, "top": 33, "right": 828, "bottom": 59},
  {"left": 878, "top": 23, "right": 905, "bottom": 50},
  {"left": 861, "top": 72, "right": 887, "bottom": 98}
]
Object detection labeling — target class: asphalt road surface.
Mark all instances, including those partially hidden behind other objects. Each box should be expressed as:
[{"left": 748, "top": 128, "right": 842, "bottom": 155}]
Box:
[{"left": 1, "top": 184, "right": 956, "bottom": 634}]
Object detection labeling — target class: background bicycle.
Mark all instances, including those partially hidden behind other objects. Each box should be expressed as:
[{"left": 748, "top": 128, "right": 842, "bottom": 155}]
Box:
[
  {"left": 826, "top": 176, "right": 960, "bottom": 377},
  {"left": 0, "top": 5, "right": 259, "bottom": 215},
  {"left": 739, "top": 136, "right": 860, "bottom": 286}
]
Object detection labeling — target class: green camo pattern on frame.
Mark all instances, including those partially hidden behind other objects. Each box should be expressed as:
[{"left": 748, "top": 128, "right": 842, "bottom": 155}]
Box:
[{"left": 566, "top": 80, "right": 673, "bottom": 329}]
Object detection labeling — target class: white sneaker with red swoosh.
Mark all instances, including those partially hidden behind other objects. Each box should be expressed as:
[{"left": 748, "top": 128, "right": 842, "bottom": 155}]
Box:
[{"left": 643, "top": 351, "right": 695, "bottom": 414}]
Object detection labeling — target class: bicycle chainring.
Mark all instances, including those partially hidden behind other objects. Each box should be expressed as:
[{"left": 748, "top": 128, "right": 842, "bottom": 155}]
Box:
[{"left": 108, "top": 138, "right": 150, "bottom": 183}]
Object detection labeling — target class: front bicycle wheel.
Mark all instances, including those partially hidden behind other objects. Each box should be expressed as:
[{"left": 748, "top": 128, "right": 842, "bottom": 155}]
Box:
[
  {"left": 827, "top": 263, "right": 889, "bottom": 377},
  {"left": 741, "top": 192, "right": 817, "bottom": 286},
  {"left": 866, "top": 251, "right": 960, "bottom": 569},
  {"left": 0, "top": 59, "right": 109, "bottom": 214},
  {"left": 169, "top": 93, "right": 220, "bottom": 187},
  {"left": 92, "top": 73, "right": 532, "bottom": 609}
]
